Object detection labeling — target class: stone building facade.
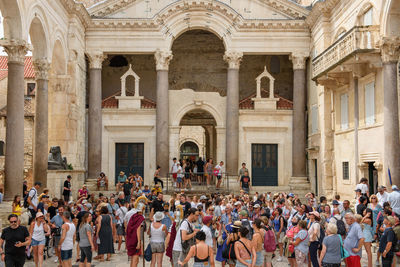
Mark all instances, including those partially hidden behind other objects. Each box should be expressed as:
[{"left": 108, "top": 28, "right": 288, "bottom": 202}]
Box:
[{"left": 0, "top": 0, "right": 398, "bottom": 199}]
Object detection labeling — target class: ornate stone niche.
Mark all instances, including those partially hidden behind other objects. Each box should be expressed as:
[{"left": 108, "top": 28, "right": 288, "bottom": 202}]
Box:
[
  {"left": 252, "top": 66, "right": 279, "bottom": 110},
  {"left": 115, "top": 64, "right": 143, "bottom": 109}
]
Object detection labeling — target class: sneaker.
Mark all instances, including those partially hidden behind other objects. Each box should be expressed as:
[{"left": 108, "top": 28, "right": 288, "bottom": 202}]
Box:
[
  {"left": 54, "top": 258, "right": 58, "bottom": 263},
  {"left": 276, "top": 257, "right": 283, "bottom": 262},
  {"left": 375, "top": 260, "right": 380, "bottom": 266}
]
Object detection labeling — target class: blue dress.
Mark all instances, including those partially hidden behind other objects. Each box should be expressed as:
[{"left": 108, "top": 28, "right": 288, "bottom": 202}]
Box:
[
  {"left": 368, "top": 203, "right": 382, "bottom": 235},
  {"left": 216, "top": 224, "right": 232, "bottom": 262},
  {"left": 363, "top": 223, "right": 374, "bottom": 242}
]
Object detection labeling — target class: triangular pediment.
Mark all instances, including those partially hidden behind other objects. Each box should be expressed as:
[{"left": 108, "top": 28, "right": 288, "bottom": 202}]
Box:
[{"left": 89, "top": 0, "right": 309, "bottom": 20}]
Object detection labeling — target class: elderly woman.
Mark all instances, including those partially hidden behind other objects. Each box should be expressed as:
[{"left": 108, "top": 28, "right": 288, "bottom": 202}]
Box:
[
  {"left": 319, "top": 223, "right": 341, "bottom": 267},
  {"left": 291, "top": 220, "right": 309, "bottom": 267}
]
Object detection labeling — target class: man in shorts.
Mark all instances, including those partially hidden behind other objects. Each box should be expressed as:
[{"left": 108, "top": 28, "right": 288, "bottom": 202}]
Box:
[{"left": 50, "top": 205, "right": 65, "bottom": 264}]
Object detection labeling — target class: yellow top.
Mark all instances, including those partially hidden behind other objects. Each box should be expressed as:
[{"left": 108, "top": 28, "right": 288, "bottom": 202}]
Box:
[{"left": 12, "top": 203, "right": 22, "bottom": 216}]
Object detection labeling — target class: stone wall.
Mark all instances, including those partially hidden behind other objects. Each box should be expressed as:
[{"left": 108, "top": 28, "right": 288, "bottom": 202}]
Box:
[
  {"left": 179, "top": 126, "right": 205, "bottom": 158},
  {"left": 100, "top": 30, "right": 294, "bottom": 102}
]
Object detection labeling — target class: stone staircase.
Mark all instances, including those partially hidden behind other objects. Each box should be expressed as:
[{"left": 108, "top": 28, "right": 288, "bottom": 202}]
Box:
[
  {"left": 85, "top": 178, "right": 118, "bottom": 197},
  {"left": 289, "top": 176, "right": 312, "bottom": 202}
]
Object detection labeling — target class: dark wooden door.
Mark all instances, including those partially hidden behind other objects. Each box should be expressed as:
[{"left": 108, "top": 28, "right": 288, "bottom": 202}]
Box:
[
  {"left": 115, "top": 143, "right": 144, "bottom": 184},
  {"left": 251, "top": 144, "right": 278, "bottom": 186}
]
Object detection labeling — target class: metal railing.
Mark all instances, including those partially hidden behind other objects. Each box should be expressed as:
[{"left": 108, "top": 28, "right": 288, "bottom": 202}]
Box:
[
  {"left": 164, "top": 172, "right": 238, "bottom": 193},
  {"left": 312, "top": 25, "right": 380, "bottom": 80}
]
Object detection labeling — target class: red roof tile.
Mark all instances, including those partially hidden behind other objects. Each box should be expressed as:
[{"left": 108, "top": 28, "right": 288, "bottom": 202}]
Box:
[
  {"left": 0, "top": 56, "right": 35, "bottom": 80},
  {"left": 102, "top": 90, "right": 157, "bottom": 109},
  {"left": 239, "top": 89, "right": 293, "bottom": 110}
]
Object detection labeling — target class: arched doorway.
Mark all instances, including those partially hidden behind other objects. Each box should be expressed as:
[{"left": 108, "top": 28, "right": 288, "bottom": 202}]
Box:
[
  {"left": 179, "top": 109, "right": 217, "bottom": 162},
  {"left": 180, "top": 141, "right": 199, "bottom": 160}
]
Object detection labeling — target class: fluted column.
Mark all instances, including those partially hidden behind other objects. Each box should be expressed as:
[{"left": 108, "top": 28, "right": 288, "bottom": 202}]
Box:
[
  {"left": 224, "top": 51, "right": 243, "bottom": 175},
  {"left": 155, "top": 50, "right": 173, "bottom": 177},
  {"left": 1, "top": 41, "right": 28, "bottom": 199},
  {"left": 381, "top": 38, "right": 400, "bottom": 186},
  {"left": 87, "top": 51, "right": 105, "bottom": 179},
  {"left": 33, "top": 59, "right": 50, "bottom": 187},
  {"left": 290, "top": 53, "right": 308, "bottom": 177}
]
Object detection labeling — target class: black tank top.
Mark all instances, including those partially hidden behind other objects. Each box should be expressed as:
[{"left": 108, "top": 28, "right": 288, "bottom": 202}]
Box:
[{"left": 194, "top": 244, "right": 209, "bottom": 263}]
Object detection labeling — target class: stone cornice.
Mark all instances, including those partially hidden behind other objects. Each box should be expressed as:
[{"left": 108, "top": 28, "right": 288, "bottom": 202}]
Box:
[
  {"left": 290, "top": 52, "right": 309, "bottom": 70},
  {"left": 33, "top": 59, "right": 51, "bottom": 80},
  {"left": 88, "top": 0, "right": 309, "bottom": 19},
  {"left": 305, "top": 0, "right": 340, "bottom": 28},
  {"left": 380, "top": 37, "right": 400, "bottom": 64},
  {"left": 60, "top": 0, "right": 92, "bottom": 28},
  {"left": 154, "top": 50, "right": 173, "bottom": 71}
]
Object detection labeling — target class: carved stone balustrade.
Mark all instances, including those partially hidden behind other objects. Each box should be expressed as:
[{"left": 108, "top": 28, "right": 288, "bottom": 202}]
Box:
[{"left": 312, "top": 26, "right": 380, "bottom": 80}]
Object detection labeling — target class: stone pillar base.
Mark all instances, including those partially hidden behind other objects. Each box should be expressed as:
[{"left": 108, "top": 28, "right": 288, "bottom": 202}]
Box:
[
  {"left": 289, "top": 176, "right": 310, "bottom": 189},
  {"left": 47, "top": 170, "right": 85, "bottom": 200}
]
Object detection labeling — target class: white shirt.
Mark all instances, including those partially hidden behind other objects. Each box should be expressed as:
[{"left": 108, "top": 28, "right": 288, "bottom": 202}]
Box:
[
  {"left": 61, "top": 222, "right": 76, "bottom": 250},
  {"left": 201, "top": 225, "right": 213, "bottom": 248},
  {"left": 28, "top": 188, "right": 38, "bottom": 209},
  {"left": 377, "top": 192, "right": 389, "bottom": 206},
  {"left": 172, "top": 162, "right": 178, "bottom": 173},
  {"left": 116, "top": 206, "right": 128, "bottom": 225},
  {"left": 355, "top": 183, "right": 369, "bottom": 194},
  {"left": 177, "top": 166, "right": 183, "bottom": 178},
  {"left": 124, "top": 209, "right": 138, "bottom": 225},
  {"left": 172, "top": 220, "right": 192, "bottom": 252},
  {"left": 215, "top": 164, "right": 223, "bottom": 175},
  {"left": 388, "top": 190, "right": 400, "bottom": 214}
]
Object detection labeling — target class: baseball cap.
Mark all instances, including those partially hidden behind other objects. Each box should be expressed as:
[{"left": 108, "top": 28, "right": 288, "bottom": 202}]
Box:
[
  {"left": 254, "top": 204, "right": 261, "bottom": 208},
  {"left": 392, "top": 185, "right": 399, "bottom": 190},
  {"left": 332, "top": 200, "right": 340, "bottom": 205},
  {"left": 288, "top": 193, "right": 295, "bottom": 197},
  {"left": 239, "top": 210, "right": 248, "bottom": 217},
  {"left": 200, "top": 195, "right": 208, "bottom": 200},
  {"left": 234, "top": 201, "right": 241, "bottom": 206}
]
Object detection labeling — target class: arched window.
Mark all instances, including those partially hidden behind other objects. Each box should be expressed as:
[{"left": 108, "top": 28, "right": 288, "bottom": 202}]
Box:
[
  {"left": 270, "top": 56, "right": 280, "bottom": 74},
  {"left": 109, "top": 55, "right": 128, "bottom": 67},
  {"left": 363, "top": 8, "right": 373, "bottom": 26}
]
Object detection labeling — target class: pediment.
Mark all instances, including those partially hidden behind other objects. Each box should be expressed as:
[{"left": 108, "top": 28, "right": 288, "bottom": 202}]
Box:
[{"left": 89, "top": 0, "right": 309, "bottom": 20}]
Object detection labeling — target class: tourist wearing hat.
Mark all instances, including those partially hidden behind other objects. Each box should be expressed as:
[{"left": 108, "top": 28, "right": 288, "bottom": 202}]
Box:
[
  {"left": 29, "top": 211, "right": 50, "bottom": 267},
  {"left": 308, "top": 211, "right": 321, "bottom": 267},
  {"left": 117, "top": 171, "right": 127, "bottom": 192},
  {"left": 201, "top": 216, "right": 214, "bottom": 248},
  {"left": 147, "top": 211, "right": 168, "bottom": 267}
]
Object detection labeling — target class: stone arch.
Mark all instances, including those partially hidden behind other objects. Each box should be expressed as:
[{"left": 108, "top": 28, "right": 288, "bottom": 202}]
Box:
[
  {"left": 173, "top": 102, "right": 223, "bottom": 127},
  {"left": 160, "top": 1, "right": 240, "bottom": 50},
  {"left": 179, "top": 139, "right": 201, "bottom": 150},
  {"left": 381, "top": 0, "right": 400, "bottom": 37},
  {"left": 27, "top": 5, "right": 50, "bottom": 59},
  {"left": 0, "top": 0, "right": 23, "bottom": 40},
  {"left": 334, "top": 27, "right": 347, "bottom": 41},
  {"left": 356, "top": 2, "right": 375, "bottom": 26}
]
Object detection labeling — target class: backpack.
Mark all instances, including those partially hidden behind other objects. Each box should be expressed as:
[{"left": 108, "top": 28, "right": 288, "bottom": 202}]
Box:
[
  {"left": 317, "top": 224, "right": 325, "bottom": 250},
  {"left": 222, "top": 240, "right": 237, "bottom": 260},
  {"left": 279, "top": 216, "right": 288, "bottom": 231},
  {"left": 336, "top": 217, "right": 346, "bottom": 236},
  {"left": 241, "top": 220, "right": 253, "bottom": 240},
  {"left": 264, "top": 226, "right": 276, "bottom": 252},
  {"left": 181, "top": 220, "right": 195, "bottom": 254},
  {"left": 23, "top": 189, "right": 36, "bottom": 208}
]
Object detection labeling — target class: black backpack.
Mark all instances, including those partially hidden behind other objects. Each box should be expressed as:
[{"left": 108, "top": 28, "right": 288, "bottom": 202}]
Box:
[
  {"left": 23, "top": 189, "right": 36, "bottom": 208},
  {"left": 336, "top": 217, "right": 346, "bottom": 236},
  {"left": 222, "top": 240, "right": 237, "bottom": 260},
  {"left": 318, "top": 224, "right": 325, "bottom": 250},
  {"left": 181, "top": 220, "right": 195, "bottom": 254}
]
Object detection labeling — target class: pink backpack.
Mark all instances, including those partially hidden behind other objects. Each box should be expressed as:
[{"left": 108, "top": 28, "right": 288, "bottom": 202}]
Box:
[{"left": 264, "top": 227, "right": 276, "bottom": 252}]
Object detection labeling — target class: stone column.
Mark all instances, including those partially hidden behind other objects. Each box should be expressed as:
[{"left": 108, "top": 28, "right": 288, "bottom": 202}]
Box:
[
  {"left": 2, "top": 41, "right": 28, "bottom": 199},
  {"left": 381, "top": 38, "right": 400, "bottom": 186},
  {"left": 290, "top": 53, "right": 308, "bottom": 178},
  {"left": 33, "top": 59, "right": 50, "bottom": 187},
  {"left": 224, "top": 51, "right": 243, "bottom": 175},
  {"left": 87, "top": 52, "right": 105, "bottom": 179},
  {"left": 154, "top": 50, "right": 173, "bottom": 177}
]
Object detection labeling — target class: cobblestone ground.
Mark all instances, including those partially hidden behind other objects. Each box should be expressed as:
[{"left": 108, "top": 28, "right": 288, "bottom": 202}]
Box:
[{"left": 24, "top": 239, "right": 380, "bottom": 267}]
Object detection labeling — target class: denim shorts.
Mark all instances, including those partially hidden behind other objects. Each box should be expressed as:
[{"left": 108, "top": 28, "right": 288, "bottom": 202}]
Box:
[
  {"left": 31, "top": 238, "right": 45, "bottom": 246},
  {"left": 61, "top": 249, "right": 73, "bottom": 261}
]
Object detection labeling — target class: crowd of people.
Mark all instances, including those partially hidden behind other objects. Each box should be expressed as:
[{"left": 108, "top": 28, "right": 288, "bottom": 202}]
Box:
[{"left": 1, "top": 170, "right": 400, "bottom": 267}]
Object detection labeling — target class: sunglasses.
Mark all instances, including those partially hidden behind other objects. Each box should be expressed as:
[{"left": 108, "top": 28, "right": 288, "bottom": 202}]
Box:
[{"left": 9, "top": 220, "right": 17, "bottom": 224}]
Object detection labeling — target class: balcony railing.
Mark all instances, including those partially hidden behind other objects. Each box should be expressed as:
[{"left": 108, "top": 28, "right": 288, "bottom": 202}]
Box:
[{"left": 312, "top": 26, "right": 380, "bottom": 80}]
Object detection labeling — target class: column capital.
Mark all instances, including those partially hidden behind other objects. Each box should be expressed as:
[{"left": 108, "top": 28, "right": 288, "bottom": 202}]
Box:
[
  {"left": 223, "top": 51, "right": 243, "bottom": 69},
  {"left": 380, "top": 37, "right": 400, "bottom": 64},
  {"left": 87, "top": 51, "right": 106, "bottom": 69},
  {"left": 33, "top": 58, "right": 50, "bottom": 80},
  {"left": 154, "top": 49, "right": 173, "bottom": 71},
  {"left": 0, "top": 39, "right": 30, "bottom": 64},
  {"left": 290, "top": 52, "right": 308, "bottom": 70}
]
